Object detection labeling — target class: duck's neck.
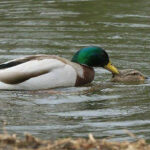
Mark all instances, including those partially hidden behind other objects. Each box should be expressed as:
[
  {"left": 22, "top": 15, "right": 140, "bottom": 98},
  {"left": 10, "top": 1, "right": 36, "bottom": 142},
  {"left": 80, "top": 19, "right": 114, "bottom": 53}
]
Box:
[{"left": 75, "top": 65, "right": 95, "bottom": 86}]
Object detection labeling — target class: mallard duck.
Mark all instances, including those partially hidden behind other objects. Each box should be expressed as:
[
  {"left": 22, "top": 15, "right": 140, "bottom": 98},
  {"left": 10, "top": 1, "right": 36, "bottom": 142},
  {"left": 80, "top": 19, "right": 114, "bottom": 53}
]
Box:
[
  {"left": 0, "top": 46, "right": 119, "bottom": 90},
  {"left": 111, "top": 69, "right": 146, "bottom": 82}
]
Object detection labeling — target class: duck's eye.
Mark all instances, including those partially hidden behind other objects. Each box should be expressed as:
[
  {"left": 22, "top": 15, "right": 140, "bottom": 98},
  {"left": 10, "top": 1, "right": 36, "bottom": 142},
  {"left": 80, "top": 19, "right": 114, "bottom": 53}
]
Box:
[
  {"left": 132, "top": 72, "right": 139, "bottom": 75},
  {"left": 127, "top": 72, "right": 139, "bottom": 76}
]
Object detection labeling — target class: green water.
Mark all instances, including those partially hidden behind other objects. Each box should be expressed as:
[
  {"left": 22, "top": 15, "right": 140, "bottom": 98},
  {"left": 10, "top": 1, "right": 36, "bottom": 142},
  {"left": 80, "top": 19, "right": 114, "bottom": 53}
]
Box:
[{"left": 0, "top": 0, "right": 150, "bottom": 142}]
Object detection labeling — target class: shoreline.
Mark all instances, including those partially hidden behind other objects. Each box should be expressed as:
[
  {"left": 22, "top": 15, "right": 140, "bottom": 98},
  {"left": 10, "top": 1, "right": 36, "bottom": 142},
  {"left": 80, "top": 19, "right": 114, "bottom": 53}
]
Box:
[{"left": 0, "top": 133, "right": 150, "bottom": 150}]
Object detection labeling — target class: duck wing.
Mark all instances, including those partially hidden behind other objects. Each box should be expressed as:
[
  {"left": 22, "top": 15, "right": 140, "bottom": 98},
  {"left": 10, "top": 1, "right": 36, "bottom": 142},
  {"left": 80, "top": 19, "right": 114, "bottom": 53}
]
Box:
[{"left": 0, "top": 55, "right": 68, "bottom": 84}]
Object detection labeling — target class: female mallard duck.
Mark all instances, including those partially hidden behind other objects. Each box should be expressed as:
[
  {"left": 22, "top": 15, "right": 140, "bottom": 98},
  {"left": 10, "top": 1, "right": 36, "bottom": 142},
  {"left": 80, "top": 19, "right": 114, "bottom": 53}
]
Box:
[
  {"left": 111, "top": 69, "right": 146, "bottom": 82},
  {"left": 0, "top": 46, "right": 119, "bottom": 90}
]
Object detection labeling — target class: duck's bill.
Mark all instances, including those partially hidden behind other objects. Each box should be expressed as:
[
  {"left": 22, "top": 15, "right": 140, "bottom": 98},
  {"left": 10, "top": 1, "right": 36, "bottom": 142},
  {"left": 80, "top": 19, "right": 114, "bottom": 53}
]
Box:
[{"left": 104, "top": 61, "right": 119, "bottom": 74}]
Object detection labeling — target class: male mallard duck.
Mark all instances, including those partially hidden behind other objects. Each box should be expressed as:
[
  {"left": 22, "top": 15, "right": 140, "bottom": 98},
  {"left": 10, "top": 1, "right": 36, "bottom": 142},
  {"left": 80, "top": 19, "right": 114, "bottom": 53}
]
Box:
[
  {"left": 0, "top": 46, "right": 119, "bottom": 90},
  {"left": 111, "top": 69, "right": 146, "bottom": 82}
]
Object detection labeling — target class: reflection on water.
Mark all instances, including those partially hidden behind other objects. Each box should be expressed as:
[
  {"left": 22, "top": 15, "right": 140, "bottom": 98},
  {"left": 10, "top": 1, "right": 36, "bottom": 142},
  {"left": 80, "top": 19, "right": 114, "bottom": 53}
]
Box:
[{"left": 0, "top": 0, "right": 150, "bottom": 142}]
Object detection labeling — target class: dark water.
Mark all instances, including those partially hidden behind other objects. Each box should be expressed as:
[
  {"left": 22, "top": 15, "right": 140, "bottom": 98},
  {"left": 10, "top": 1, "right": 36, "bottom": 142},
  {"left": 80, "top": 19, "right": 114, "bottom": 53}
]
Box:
[{"left": 0, "top": 0, "right": 150, "bottom": 142}]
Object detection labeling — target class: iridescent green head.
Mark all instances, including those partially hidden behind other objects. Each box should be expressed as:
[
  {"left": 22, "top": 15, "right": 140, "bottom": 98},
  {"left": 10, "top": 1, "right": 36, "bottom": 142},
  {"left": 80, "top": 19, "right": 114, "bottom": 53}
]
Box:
[{"left": 72, "top": 46, "right": 119, "bottom": 74}]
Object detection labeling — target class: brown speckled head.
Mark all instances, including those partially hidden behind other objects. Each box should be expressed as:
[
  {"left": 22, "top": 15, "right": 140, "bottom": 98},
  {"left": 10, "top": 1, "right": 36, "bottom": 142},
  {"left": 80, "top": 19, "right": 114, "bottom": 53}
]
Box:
[{"left": 111, "top": 69, "right": 146, "bottom": 82}]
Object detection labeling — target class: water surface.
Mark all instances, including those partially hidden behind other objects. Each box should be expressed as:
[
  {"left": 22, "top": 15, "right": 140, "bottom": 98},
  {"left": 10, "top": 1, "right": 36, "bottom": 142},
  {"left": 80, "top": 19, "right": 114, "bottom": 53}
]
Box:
[{"left": 0, "top": 0, "right": 150, "bottom": 142}]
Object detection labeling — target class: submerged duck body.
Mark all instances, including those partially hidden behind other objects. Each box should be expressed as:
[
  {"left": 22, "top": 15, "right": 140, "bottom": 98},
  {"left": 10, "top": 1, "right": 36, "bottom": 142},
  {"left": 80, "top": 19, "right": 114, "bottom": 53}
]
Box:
[{"left": 0, "top": 46, "right": 119, "bottom": 90}]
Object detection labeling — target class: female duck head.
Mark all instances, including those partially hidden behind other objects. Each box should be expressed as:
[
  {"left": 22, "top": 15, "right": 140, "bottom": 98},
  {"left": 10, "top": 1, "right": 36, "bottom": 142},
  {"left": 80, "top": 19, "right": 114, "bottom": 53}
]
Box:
[
  {"left": 72, "top": 46, "right": 119, "bottom": 74},
  {"left": 111, "top": 69, "right": 146, "bottom": 82}
]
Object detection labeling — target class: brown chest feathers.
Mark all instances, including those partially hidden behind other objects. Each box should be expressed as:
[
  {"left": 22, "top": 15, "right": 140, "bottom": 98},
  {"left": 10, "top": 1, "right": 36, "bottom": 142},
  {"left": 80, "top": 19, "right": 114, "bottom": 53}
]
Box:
[{"left": 75, "top": 65, "right": 95, "bottom": 86}]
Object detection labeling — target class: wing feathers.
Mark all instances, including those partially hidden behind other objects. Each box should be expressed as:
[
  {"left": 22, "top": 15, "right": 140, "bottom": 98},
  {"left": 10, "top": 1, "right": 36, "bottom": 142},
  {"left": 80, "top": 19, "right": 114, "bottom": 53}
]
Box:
[
  {"left": 0, "top": 70, "right": 49, "bottom": 84},
  {"left": 0, "top": 56, "right": 67, "bottom": 84},
  {"left": 0, "top": 56, "right": 38, "bottom": 69},
  {"left": 0, "top": 55, "right": 67, "bottom": 70}
]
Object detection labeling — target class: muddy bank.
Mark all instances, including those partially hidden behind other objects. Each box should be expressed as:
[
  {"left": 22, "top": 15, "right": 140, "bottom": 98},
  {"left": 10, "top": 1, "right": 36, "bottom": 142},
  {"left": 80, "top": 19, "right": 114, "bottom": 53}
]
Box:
[{"left": 0, "top": 133, "right": 150, "bottom": 150}]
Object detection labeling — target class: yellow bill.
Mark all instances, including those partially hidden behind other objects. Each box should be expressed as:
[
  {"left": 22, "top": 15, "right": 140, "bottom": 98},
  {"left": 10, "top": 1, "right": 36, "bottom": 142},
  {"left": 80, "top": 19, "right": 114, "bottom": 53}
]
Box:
[{"left": 104, "top": 61, "right": 119, "bottom": 74}]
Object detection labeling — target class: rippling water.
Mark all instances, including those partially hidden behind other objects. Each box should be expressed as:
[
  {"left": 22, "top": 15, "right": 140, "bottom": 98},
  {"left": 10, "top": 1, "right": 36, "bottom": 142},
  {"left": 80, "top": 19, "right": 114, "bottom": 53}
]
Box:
[{"left": 0, "top": 0, "right": 150, "bottom": 142}]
